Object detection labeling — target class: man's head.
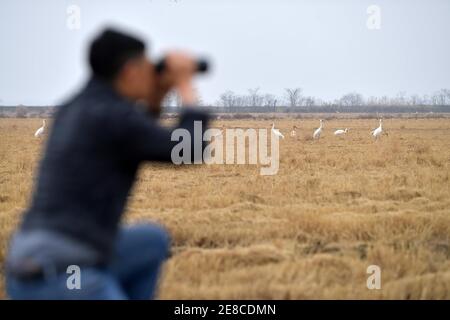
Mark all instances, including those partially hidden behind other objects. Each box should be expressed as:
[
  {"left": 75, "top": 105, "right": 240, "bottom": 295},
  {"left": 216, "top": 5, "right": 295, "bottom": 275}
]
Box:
[{"left": 89, "top": 28, "right": 155, "bottom": 104}]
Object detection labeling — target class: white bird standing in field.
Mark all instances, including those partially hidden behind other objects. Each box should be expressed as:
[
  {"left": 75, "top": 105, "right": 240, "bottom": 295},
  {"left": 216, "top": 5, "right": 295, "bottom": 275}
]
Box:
[
  {"left": 34, "top": 119, "right": 46, "bottom": 138},
  {"left": 271, "top": 123, "right": 285, "bottom": 139},
  {"left": 313, "top": 119, "right": 324, "bottom": 139},
  {"left": 372, "top": 119, "right": 383, "bottom": 140},
  {"left": 290, "top": 125, "right": 298, "bottom": 137},
  {"left": 334, "top": 128, "right": 348, "bottom": 136}
]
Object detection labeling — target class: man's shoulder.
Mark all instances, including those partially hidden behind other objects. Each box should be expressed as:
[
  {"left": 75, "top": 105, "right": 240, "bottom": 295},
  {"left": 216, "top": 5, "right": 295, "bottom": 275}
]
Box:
[{"left": 59, "top": 84, "right": 129, "bottom": 119}]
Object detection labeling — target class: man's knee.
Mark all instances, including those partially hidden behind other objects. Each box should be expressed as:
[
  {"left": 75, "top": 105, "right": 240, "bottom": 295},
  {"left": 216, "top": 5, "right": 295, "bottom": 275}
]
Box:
[{"left": 130, "top": 224, "right": 171, "bottom": 260}]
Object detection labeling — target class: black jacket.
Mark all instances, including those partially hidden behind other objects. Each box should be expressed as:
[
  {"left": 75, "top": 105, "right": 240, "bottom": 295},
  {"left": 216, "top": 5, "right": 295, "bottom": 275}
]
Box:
[{"left": 20, "top": 78, "right": 209, "bottom": 262}]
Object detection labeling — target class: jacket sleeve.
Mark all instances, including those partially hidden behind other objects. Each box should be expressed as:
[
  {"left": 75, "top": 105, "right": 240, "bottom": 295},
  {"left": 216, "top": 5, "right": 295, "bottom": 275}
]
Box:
[{"left": 113, "top": 104, "right": 210, "bottom": 163}]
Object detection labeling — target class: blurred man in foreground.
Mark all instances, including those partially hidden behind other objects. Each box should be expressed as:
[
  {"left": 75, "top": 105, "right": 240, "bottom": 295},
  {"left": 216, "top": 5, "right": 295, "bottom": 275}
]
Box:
[{"left": 5, "top": 28, "right": 209, "bottom": 299}]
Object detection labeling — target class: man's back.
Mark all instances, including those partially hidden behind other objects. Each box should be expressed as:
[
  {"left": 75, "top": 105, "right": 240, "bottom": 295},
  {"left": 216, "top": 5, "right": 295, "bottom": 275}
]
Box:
[{"left": 22, "top": 79, "right": 141, "bottom": 259}]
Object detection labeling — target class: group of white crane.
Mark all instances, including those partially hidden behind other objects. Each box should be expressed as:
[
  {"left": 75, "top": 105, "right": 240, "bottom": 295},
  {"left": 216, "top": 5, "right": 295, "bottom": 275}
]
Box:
[
  {"left": 271, "top": 118, "right": 384, "bottom": 140},
  {"left": 33, "top": 118, "right": 385, "bottom": 141}
]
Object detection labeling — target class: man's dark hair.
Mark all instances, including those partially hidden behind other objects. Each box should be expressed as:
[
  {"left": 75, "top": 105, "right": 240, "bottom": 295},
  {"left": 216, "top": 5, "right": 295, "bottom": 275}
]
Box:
[{"left": 89, "top": 28, "right": 146, "bottom": 81}]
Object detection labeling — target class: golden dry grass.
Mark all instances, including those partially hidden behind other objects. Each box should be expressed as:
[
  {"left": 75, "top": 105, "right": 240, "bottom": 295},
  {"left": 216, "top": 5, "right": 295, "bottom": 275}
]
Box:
[{"left": 0, "top": 117, "right": 449, "bottom": 299}]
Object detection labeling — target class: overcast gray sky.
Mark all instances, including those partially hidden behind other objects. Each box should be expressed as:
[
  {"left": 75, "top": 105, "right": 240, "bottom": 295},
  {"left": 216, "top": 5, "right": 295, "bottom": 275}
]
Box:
[{"left": 0, "top": 0, "right": 449, "bottom": 105}]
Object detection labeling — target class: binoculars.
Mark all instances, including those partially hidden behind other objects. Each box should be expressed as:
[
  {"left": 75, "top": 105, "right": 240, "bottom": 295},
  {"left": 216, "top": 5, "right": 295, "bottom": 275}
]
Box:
[{"left": 155, "top": 58, "right": 209, "bottom": 74}]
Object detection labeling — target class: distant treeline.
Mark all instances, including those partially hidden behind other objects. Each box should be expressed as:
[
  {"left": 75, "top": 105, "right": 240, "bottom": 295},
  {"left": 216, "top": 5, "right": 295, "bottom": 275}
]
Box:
[
  {"left": 3, "top": 88, "right": 450, "bottom": 118},
  {"left": 164, "top": 87, "right": 450, "bottom": 110},
  {"left": 0, "top": 106, "right": 54, "bottom": 118},
  {"left": 1, "top": 104, "right": 449, "bottom": 118},
  {"left": 166, "top": 105, "right": 450, "bottom": 114}
]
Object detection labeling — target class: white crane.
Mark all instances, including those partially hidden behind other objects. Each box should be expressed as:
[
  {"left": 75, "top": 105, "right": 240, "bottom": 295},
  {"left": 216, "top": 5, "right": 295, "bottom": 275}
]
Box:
[
  {"left": 271, "top": 123, "right": 285, "bottom": 139},
  {"left": 372, "top": 119, "right": 383, "bottom": 140},
  {"left": 334, "top": 128, "right": 348, "bottom": 136},
  {"left": 313, "top": 119, "right": 324, "bottom": 139},
  {"left": 34, "top": 119, "right": 46, "bottom": 138},
  {"left": 290, "top": 125, "right": 298, "bottom": 137}
]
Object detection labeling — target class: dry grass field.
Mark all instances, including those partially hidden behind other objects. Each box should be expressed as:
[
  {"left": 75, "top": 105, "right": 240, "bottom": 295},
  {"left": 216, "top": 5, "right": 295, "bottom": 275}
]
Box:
[{"left": 0, "top": 117, "right": 449, "bottom": 299}]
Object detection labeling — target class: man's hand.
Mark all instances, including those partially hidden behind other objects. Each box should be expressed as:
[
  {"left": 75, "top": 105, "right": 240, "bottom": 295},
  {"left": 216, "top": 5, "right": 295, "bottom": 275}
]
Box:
[{"left": 155, "top": 52, "right": 198, "bottom": 106}]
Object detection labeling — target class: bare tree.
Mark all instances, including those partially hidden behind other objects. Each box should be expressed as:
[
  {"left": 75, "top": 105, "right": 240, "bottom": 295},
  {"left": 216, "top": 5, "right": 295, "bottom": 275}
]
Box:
[
  {"left": 340, "top": 92, "right": 364, "bottom": 107},
  {"left": 303, "top": 96, "right": 316, "bottom": 107},
  {"left": 367, "top": 96, "right": 379, "bottom": 106},
  {"left": 444, "top": 89, "right": 450, "bottom": 105},
  {"left": 431, "top": 91, "right": 441, "bottom": 106},
  {"left": 247, "top": 87, "right": 264, "bottom": 107},
  {"left": 434, "top": 89, "right": 450, "bottom": 105},
  {"left": 393, "top": 91, "right": 407, "bottom": 106},
  {"left": 236, "top": 95, "right": 248, "bottom": 107},
  {"left": 262, "top": 93, "right": 277, "bottom": 107},
  {"left": 218, "top": 90, "right": 238, "bottom": 107},
  {"left": 422, "top": 94, "right": 431, "bottom": 106},
  {"left": 409, "top": 94, "right": 421, "bottom": 106},
  {"left": 284, "top": 88, "right": 302, "bottom": 107},
  {"left": 15, "top": 105, "right": 27, "bottom": 118}
]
